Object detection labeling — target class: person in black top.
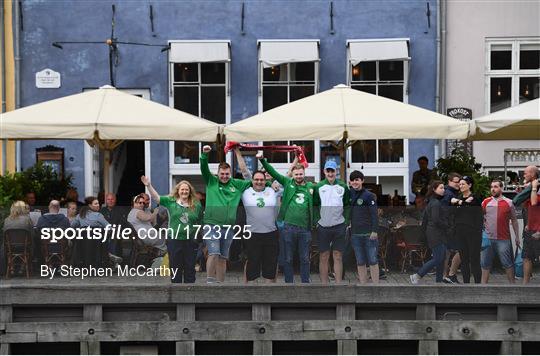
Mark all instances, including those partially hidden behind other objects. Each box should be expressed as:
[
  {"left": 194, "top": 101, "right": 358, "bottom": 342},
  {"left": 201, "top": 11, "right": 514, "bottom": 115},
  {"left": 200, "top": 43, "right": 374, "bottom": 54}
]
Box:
[
  {"left": 411, "top": 156, "right": 438, "bottom": 198},
  {"left": 349, "top": 170, "right": 379, "bottom": 284},
  {"left": 410, "top": 180, "right": 448, "bottom": 284},
  {"left": 442, "top": 172, "right": 462, "bottom": 284},
  {"left": 451, "top": 176, "right": 483, "bottom": 284}
]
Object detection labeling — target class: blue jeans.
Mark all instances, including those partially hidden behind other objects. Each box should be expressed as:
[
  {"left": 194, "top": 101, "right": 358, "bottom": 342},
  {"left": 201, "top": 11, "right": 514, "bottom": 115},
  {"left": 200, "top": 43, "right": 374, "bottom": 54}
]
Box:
[
  {"left": 203, "top": 225, "right": 234, "bottom": 259},
  {"left": 351, "top": 233, "right": 379, "bottom": 266},
  {"left": 281, "top": 223, "right": 312, "bottom": 283},
  {"left": 481, "top": 239, "right": 514, "bottom": 270},
  {"left": 417, "top": 244, "right": 447, "bottom": 282},
  {"left": 277, "top": 221, "right": 285, "bottom": 268}
]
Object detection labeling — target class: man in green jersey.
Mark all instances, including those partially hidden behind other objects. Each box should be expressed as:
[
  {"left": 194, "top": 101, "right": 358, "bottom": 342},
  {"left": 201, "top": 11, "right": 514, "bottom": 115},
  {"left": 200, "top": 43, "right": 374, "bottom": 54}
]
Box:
[
  {"left": 257, "top": 152, "right": 314, "bottom": 283},
  {"left": 201, "top": 145, "right": 252, "bottom": 283}
]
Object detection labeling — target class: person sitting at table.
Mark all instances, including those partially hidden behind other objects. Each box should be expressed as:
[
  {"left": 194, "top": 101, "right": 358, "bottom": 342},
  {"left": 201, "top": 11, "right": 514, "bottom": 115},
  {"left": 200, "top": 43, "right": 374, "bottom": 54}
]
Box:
[
  {"left": 36, "top": 200, "right": 71, "bottom": 263},
  {"left": 71, "top": 196, "right": 122, "bottom": 266},
  {"left": 66, "top": 201, "right": 78, "bottom": 223},
  {"left": 3, "top": 201, "right": 34, "bottom": 233},
  {"left": 3, "top": 201, "right": 37, "bottom": 271}
]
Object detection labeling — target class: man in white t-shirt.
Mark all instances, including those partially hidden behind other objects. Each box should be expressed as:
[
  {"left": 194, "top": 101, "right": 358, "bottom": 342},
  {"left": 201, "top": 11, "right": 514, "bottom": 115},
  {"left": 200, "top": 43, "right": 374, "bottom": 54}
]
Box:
[{"left": 242, "top": 170, "right": 282, "bottom": 283}]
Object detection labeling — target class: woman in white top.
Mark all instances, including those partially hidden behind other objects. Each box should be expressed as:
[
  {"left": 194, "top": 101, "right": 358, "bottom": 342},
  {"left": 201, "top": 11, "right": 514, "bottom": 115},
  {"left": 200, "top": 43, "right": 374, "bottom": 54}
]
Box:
[{"left": 127, "top": 194, "right": 165, "bottom": 252}]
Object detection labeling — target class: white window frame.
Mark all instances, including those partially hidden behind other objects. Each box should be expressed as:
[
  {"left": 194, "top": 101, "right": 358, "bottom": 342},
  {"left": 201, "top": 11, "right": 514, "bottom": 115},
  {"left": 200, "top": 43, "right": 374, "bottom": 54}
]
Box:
[
  {"left": 257, "top": 40, "right": 321, "bottom": 180},
  {"left": 168, "top": 43, "right": 231, "bottom": 189},
  {"left": 485, "top": 37, "right": 540, "bottom": 114},
  {"left": 346, "top": 39, "right": 410, "bottom": 198},
  {"left": 83, "top": 89, "right": 151, "bottom": 197}
]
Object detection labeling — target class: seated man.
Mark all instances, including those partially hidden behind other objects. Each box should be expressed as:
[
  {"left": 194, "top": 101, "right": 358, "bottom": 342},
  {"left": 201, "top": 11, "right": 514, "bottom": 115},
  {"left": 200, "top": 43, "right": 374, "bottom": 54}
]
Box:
[{"left": 36, "top": 200, "right": 71, "bottom": 258}]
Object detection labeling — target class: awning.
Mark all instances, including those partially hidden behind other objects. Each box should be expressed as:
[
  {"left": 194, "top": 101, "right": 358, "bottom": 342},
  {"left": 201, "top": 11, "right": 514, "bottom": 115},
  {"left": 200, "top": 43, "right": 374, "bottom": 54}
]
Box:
[
  {"left": 169, "top": 41, "right": 230, "bottom": 63},
  {"left": 224, "top": 84, "right": 470, "bottom": 141},
  {"left": 259, "top": 40, "right": 319, "bottom": 68},
  {"left": 348, "top": 39, "right": 410, "bottom": 66},
  {"left": 468, "top": 98, "right": 540, "bottom": 140}
]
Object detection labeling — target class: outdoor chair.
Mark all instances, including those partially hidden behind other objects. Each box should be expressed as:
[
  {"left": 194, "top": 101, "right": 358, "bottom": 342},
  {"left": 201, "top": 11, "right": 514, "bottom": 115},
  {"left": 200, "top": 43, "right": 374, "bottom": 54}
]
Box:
[
  {"left": 129, "top": 223, "right": 162, "bottom": 268},
  {"left": 377, "top": 225, "right": 391, "bottom": 272},
  {"left": 395, "top": 224, "right": 427, "bottom": 272},
  {"left": 40, "top": 232, "right": 68, "bottom": 270},
  {"left": 4, "top": 229, "right": 33, "bottom": 278}
]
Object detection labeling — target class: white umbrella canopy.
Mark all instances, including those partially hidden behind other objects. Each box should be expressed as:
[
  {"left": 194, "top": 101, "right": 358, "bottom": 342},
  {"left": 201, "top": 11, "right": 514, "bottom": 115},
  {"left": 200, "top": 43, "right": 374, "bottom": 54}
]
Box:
[
  {"left": 224, "top": 84, "right": 470, "bottom": 141},
  {"left": 0, "top": 85, "right": 220, "bottom": 141},
  {"left": 468, "top": 98, "right": 540, "bottom": 140}
]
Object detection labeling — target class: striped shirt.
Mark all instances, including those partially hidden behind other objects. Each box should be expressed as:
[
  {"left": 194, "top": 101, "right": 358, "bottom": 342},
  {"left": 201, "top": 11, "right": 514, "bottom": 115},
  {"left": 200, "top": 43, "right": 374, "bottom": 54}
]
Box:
[{"left": 482, "top": 196, "right": 516, "bottom": 240}]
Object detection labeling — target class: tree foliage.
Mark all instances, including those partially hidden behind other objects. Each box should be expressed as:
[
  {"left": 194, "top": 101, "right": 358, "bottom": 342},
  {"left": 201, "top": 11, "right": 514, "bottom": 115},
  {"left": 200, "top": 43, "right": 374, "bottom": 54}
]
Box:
[{"left": 435, "top": 148, "right": 491, "bottom": 198}]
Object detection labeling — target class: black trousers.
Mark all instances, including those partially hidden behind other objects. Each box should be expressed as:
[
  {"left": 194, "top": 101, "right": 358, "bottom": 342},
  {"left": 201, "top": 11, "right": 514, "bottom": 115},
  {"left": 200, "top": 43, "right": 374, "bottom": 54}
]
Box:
[
  {"left": 456, "top": 224, "right": 482, "bottom": 283},
  {"left": 167, "top": 239, "right": 197, "bottom": 283}
]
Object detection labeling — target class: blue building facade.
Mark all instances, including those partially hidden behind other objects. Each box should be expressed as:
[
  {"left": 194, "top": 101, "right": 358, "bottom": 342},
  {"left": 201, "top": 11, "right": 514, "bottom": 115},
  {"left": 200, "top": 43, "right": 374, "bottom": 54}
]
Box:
[{"left": 18, "top": 0, "right": 438, "bottom": 204}]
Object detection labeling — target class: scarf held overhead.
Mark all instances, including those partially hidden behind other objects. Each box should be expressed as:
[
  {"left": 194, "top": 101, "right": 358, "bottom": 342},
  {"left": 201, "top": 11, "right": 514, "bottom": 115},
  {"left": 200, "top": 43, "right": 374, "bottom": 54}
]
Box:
[{"left": 224, "top": 141, "right": 309, "bottom": 168}]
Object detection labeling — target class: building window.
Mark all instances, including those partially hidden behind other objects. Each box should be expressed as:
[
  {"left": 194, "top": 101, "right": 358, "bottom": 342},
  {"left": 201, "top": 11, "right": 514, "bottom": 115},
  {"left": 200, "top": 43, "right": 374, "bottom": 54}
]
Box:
[
  {"left": 258, "top": 40, "right": 319, "bottom": 164},
  {"left": 172, "top": 62, "right": 226, "bottom": 164},
  {"left": 486, "top": 39, "right": 540, "bottom": 113},
  {"left": 169, "top": 41, "right": 230, "bottom": 167},
  {"left": 349, "top": 59, "right": 408, "bottom": 163}
]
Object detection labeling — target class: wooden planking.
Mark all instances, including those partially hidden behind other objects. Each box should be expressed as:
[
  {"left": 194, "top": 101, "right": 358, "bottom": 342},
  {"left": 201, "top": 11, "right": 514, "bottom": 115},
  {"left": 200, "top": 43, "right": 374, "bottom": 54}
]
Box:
[
  {"left": 0, "top": 306, "right": 14, "bottom": 355},
  {"left": 336, "top": 304, "right": 356, "bottom": 355},
  {"left": 2, "top": 320, "right": 539, "bottom": 343},
  {"left": 498, "top": 305, "right": 521, "bottom": 355},
  {"left": 252, "top": 304, "right": 272, "bottom": 355},
  {"left": 81, "top": 305, "right": 101, "bottom": 355},
  {"left": 176, "top": 304, "right": 195, "bottom": 355},
  {"left": 3, "top": 284, "right": 540, "bottom": 305},
  {"left": 417, "top": 305, "right": 437, "bottom": 355}
]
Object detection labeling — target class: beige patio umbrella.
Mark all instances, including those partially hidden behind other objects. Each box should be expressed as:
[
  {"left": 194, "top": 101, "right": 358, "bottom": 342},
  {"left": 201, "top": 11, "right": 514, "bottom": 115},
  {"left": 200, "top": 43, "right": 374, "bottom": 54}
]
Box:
[
  {"left": 224, "top": 84, "right": 470, "bottom": 177},
  {"left": 467, "top": 98, "right": 539, "bottom": 140},
  {"left": 0, "top": 85, "right": 221, "bottom": 192}
]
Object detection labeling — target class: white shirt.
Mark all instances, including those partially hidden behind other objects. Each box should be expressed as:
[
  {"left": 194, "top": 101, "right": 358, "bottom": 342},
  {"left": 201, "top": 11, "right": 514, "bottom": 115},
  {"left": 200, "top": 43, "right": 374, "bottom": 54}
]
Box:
[
  {"left": 242, "top": 187, "right": 281, "bottom": 233},
  {"left": 318, "top": 183, "right": 345, "bottom": 227}
]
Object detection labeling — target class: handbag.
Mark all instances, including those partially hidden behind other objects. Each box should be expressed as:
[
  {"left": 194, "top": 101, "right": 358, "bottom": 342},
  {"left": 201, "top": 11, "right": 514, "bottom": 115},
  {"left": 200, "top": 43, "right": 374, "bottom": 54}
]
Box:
[{"left": 514, "top": 246, "right": 523, "bottom": 278}]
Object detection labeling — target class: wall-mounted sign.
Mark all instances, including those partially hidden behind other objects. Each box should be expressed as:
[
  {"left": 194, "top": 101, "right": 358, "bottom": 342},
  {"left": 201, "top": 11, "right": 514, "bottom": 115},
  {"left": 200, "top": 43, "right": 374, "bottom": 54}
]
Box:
[
  {"left": 446, "top": 107, "right": 473, "bottom": 154},
  {"left": 36, "top": 68, "right": 61, "bottom": 88},
  {"left": 447, "top": 107, "right": 472, "bottom": 121}
]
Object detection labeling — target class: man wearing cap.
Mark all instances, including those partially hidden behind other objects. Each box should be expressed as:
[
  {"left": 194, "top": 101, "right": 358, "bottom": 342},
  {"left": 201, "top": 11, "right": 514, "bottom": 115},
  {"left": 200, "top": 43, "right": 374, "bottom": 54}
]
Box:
[{"left": 313, "top": 160, "right": 350, "bottom": 284}]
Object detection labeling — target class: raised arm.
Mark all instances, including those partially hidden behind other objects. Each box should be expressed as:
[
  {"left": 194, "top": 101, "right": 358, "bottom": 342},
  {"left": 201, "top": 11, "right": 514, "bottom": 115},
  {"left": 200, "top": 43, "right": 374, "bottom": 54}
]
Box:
[
  {"left": 234, "top": 148, "right": 252, "bottom": 180},
  {"left": 141, "top": 175, "right": 160, "bottom": 202},
  {"left": 200, "top": 145, "right": 215, "bottom": 185},
  {"left": 257, "top": 152, "right": 287, "bottom": 186},
  {"left": 287, "top": 154, "right": 300, "bottom": 177}
]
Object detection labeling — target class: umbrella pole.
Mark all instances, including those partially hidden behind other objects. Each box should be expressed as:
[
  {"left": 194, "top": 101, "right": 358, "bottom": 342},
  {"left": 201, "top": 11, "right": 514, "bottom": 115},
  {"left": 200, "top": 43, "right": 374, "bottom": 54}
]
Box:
[
  {"left": 216, "top": 133, "right": 225, "bottom": 163},
  {"left": 339, "top": 131, "right": 348, "bottom": 180},
  {"left": 103, "top": 149, "right": 111, "bottom": 194}
]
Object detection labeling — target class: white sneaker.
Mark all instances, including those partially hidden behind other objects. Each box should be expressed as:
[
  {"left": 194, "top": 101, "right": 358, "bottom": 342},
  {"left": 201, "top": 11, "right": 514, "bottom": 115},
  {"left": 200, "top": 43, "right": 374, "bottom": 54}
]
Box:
[
  {"left": 409, "top": 273, "right": 421, "bottom": 285},
  {"left": 108, "top": 253, "right": 123, "bottom": 264},
  {"left": 206, "top": 277, "right": 218, "bottom": 284}
]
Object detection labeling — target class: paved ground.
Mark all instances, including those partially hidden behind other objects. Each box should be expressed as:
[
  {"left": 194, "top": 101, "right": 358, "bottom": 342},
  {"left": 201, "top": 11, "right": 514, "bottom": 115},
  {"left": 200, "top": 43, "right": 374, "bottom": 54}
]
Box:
[{"left": 2, "top": 268, "right": 538, "bottom": 286}]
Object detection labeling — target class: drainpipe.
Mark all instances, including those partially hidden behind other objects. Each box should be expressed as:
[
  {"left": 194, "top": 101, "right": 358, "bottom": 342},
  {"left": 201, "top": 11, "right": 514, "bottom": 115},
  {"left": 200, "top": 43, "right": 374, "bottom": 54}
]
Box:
[
  {"left": 436, "top": 0, "right": 447, "bottom": 159},
  {"left": 14, "top": 0, "right": 21, "bottom": 171},
  {"left": 1, "top": 1, "right": 6, "bottom": 174}
]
